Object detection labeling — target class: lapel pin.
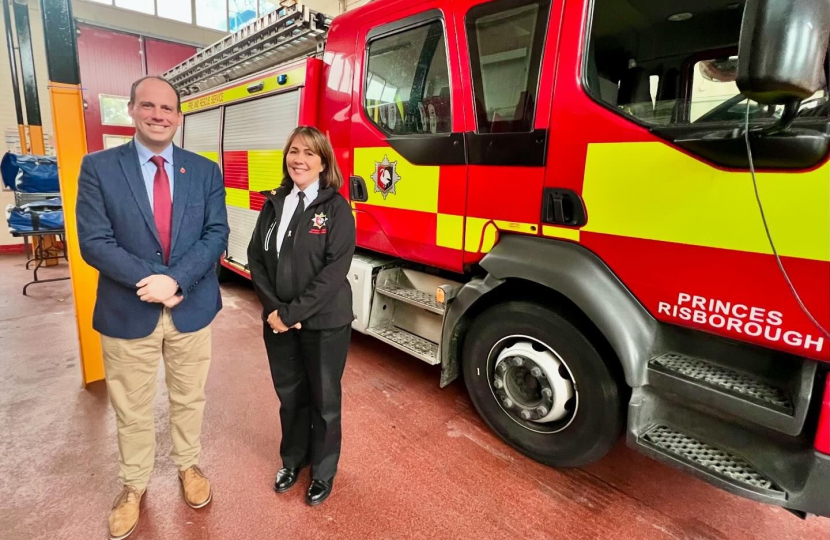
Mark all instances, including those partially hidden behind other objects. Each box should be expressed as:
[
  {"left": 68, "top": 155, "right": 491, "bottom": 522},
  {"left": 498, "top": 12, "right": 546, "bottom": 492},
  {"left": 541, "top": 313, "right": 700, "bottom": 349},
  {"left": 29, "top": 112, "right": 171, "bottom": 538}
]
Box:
[
  {"left": 270, "top": 189, "right": 276, "bottom": 195},
  {"left": 180, "top": 167, "right": 186, "bottom": 174}
]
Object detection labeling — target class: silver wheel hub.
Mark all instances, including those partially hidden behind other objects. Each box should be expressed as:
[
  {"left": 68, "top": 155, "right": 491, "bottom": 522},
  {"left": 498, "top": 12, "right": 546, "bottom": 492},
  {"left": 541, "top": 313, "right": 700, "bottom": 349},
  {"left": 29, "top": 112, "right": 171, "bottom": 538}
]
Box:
[{"left": 491, "top": 339, "right": 575, "bottom": 430}]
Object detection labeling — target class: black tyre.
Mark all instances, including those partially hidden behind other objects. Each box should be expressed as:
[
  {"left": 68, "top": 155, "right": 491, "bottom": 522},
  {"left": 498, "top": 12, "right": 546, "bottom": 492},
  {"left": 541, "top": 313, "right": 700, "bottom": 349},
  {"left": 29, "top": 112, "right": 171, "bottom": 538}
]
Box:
[{"left": 462, "top": 301, "right": 624, "bottom": 467}]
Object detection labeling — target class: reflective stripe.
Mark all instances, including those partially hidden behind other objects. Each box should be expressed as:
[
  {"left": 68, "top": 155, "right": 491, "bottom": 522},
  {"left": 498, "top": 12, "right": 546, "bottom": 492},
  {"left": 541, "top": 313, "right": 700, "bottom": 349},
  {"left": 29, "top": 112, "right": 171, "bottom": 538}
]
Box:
[
  {"left": 181, "top": 67, "right": 307, "bottom": 113},
  {"left": 196, "top": 151, "right": 219, "bottom": 164},
  {"left": 465, "top": 217, "right": 497, "bottom": 253},
  {"left": 463, "top": 219, "right": 539, "bottom": 253},
  {"left": 249, "top": 150, "right": 283, "bottom": 192},
  {"left": 543, "top": 225, "right": 580, "bottom": 241},
  {"left": 436, "top": 213, "right": 464, "bottom": 250},
  {"left": 581, "top": 142, "right": 830, "bottom": 262},
  {"left": 264, "top": 219, "right": 277, "bottom": 251},
  {"left": 353, "top": 147, "right": 439, "bottom": 213},
  {"left": 226, "top": 188, "right": 250, "bottom": 209}
]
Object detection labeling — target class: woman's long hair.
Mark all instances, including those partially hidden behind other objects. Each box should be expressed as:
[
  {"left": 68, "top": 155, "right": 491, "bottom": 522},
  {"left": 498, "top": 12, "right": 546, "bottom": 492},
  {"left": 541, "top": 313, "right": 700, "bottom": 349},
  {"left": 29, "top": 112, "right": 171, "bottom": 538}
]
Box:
[{"left": 281, "top": 126, "right": 344, "bottom": 190}]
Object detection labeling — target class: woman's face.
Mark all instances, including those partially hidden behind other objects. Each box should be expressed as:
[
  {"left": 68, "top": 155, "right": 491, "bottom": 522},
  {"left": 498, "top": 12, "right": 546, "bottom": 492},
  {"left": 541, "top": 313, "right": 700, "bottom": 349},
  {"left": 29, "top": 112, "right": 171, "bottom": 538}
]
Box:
[{"left": 286, "top": 135, "right": 325, "bottom": 190}]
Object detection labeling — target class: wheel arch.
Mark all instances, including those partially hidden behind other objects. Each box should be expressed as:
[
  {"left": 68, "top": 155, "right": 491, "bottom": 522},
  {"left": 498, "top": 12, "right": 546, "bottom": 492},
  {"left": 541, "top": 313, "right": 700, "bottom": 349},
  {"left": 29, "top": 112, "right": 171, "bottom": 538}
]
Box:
[{"left": 441, "top": 235, "right": 657, "bottom": 388}]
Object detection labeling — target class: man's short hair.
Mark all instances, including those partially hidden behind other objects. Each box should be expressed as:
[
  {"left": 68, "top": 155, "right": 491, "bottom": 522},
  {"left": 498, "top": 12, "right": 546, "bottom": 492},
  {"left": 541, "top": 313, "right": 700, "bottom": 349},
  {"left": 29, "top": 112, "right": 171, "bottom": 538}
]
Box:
[{"left": 129, "top": 76, "right": 181, "bottom": 112}]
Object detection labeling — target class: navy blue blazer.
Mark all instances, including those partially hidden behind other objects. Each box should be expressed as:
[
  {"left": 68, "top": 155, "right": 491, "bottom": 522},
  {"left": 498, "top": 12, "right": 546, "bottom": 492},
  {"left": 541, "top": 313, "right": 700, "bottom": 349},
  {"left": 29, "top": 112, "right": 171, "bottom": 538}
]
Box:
[{"left": 76, "top": 140, "right": 229, "bottom": 339}]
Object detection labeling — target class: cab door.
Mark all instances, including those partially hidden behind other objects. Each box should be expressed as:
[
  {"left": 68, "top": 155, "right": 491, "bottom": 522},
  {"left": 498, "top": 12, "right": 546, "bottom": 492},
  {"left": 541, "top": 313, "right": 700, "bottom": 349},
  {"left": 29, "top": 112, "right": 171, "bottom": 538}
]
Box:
[
  {"left": 452, "top": 0, "right": 562, "bottom": 266},
  {"left": 350, "top": 3, "right": 468, "bottom": 273}
]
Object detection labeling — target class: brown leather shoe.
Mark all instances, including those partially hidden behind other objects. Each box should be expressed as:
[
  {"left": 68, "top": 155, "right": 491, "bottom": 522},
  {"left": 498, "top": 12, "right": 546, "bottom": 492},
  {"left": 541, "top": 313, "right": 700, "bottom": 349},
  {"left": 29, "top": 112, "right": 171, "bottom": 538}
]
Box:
[
  {"left": 178, "top": 465, "right": 212, "bottom": 509},
  {"left": 108, "top": 485, "right": 144, "bottom": 540}
]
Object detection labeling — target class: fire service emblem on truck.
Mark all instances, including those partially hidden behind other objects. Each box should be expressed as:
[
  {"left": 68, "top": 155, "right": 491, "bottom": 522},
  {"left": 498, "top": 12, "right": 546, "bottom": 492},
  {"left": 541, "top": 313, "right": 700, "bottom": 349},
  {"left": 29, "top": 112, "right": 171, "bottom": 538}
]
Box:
[{"left": 371, "top": 155, "right": 401, "bottom": 200}]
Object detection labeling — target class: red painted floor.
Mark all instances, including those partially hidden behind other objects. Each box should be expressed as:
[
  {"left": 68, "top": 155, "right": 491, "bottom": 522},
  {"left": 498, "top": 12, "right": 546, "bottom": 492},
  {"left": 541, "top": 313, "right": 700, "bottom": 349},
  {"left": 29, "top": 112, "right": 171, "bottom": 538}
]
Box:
[{"left": 1, "top": 253, "right": 828, "bottom": 540}]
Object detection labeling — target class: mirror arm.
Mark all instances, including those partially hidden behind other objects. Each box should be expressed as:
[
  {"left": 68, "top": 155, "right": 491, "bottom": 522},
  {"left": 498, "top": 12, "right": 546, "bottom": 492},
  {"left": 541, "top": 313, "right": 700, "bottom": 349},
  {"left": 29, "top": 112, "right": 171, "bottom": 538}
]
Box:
[{"left": 749, "top": 99, "right": 801, "bottom": 136}]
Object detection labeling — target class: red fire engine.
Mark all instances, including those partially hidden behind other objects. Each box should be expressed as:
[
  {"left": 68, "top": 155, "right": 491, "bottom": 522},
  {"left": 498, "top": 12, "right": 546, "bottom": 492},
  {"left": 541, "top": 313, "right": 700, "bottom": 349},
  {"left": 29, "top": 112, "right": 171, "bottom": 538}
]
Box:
[{"left": 165, "top": 0, "right": 830, "bottom": 518}]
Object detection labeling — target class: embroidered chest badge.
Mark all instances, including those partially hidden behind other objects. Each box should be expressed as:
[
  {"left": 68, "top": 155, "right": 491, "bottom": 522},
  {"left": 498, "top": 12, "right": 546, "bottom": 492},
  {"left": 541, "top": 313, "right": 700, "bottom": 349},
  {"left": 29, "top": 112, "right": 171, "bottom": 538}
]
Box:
[{"left": 310, "top": 212, "right": 328, "bottom": 234}]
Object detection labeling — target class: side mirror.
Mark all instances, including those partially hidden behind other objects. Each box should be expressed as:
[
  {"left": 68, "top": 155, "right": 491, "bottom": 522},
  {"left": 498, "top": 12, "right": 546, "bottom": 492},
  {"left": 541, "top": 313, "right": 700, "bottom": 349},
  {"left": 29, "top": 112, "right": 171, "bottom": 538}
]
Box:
[{"left": 737, "top": 0, "right": 830, "bottom": 105}]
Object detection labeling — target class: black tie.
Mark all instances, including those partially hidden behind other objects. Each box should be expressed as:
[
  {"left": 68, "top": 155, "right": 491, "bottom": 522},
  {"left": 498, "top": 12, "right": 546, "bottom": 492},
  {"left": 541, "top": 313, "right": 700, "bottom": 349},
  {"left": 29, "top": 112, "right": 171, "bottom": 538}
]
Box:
[{"left": 276, "top": 191, "right": 305, "bottom": 302}]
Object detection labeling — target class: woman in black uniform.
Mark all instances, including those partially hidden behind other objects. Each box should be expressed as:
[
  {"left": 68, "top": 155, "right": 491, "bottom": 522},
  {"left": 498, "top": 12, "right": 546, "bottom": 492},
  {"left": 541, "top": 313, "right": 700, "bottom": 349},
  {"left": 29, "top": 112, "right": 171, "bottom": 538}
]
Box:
[{"left": 247, "top": 126, "right": 355, "bottom": 506}]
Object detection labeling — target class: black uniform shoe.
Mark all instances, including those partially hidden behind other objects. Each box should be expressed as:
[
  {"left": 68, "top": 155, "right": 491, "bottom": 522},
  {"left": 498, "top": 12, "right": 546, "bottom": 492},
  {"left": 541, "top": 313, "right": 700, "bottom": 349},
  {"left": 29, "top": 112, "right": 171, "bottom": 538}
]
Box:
[
  {"left": 306, "top": 479, "right": 333, "bottom": 506},
  {"left": 274, "top": 461, "right": 308, "bottom": 493}
]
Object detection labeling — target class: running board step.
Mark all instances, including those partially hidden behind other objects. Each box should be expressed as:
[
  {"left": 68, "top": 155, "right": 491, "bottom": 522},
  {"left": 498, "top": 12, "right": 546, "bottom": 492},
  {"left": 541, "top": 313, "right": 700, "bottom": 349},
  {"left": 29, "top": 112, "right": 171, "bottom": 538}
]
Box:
[
  {"left": 650, "top": 353, "right": 792, "bottom": 411},
  {"left": 367, "top": 324, "right": 439, "bottom": 365},
  {"left": 647, "top": 353, "right": 814, "bottom": 435},
  {"left": 376, "top": 284, "right": 444, "bottom": 315},
  {"left": 628, "top": 388, "right": 826, "bottom": 515},
  {"left": 638, "top": 425, "right": 783, "bottom": 497}
]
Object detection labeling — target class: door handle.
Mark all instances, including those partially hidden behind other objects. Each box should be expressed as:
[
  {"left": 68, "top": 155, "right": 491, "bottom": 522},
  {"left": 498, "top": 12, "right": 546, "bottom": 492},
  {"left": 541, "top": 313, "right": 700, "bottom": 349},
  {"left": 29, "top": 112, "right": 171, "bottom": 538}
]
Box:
[
  {"left": 350, "top": 175, "right": 369, "bottom": 202},
  {"left": 541, "top": 188, "right": 586, "bottom": 226}
]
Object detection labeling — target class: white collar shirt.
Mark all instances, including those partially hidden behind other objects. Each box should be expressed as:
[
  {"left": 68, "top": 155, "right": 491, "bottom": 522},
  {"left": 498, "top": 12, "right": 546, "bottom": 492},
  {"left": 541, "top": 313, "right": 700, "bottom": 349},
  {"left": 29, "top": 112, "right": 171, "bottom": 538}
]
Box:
[{"left": 276, "top": 179, "right": 320, "bottom": 255}]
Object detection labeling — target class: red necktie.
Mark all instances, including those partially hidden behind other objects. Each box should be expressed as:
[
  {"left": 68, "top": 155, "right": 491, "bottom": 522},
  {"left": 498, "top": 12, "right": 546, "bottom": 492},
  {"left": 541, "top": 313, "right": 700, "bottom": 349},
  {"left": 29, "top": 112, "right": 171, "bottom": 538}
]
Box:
[{"left": 150, "top": 155, "right": 172, "bottom": 263}]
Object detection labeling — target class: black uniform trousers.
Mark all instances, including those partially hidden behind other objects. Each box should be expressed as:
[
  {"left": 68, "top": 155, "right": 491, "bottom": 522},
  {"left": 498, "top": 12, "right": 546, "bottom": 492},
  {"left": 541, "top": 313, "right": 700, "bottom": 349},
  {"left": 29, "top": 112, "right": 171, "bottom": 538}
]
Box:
[{"left": 263, "top": 323, "right": 351, "bottom": 482}]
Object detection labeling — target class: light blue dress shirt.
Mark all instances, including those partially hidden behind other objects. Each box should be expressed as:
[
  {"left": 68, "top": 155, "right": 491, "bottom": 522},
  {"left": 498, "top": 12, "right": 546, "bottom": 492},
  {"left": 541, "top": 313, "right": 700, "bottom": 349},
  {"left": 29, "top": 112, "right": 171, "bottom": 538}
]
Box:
[{"left": 134, "top": 137, "right": 175, "bottom": 211}]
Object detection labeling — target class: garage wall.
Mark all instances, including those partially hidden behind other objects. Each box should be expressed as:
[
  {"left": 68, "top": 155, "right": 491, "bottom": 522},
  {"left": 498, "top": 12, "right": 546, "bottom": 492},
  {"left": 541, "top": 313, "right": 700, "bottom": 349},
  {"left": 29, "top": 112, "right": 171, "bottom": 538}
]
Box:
[
  {"left": 71, "top": 1, "right": 229, "bottom": 46},
  {"left": 77, "top": 25, "right": 200, "bottom": 153},
  {"left": 346, "top": 0, "right": 372, "bottom": 9},
  {"left": 0, "top": 0, "right": 225, "bottom": 247},
  {"left": 0, "top": 0, "right": 227, "bottom": 156}
]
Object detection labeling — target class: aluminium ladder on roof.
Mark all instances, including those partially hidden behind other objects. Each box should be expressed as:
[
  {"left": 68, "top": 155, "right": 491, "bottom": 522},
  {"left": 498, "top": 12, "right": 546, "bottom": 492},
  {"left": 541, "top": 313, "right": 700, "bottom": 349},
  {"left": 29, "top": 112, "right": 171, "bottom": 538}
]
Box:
[{"left": 163, "top": 2, "right": 332, "bottom": 97}]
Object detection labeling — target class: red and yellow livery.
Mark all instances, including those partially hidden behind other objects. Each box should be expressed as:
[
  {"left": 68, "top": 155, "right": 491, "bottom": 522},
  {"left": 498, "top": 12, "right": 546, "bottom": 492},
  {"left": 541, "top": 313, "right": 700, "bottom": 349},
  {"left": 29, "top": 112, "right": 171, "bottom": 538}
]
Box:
[{"left": 170, "top": 0, "right": 830, "bottom": 518}]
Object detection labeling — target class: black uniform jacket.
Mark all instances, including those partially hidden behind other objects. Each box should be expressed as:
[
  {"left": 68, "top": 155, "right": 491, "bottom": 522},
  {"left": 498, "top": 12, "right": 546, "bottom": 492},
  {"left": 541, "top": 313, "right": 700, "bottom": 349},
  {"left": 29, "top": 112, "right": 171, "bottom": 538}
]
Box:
[{"left": 247, "top": 182, "right": 355, "bottom": 329}]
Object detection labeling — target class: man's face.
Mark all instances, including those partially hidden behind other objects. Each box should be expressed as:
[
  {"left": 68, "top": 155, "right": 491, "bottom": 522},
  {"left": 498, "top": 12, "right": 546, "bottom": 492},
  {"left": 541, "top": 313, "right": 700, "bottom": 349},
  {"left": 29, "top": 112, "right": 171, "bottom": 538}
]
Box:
[{"left": 128, "top": 79, "right": 181, "bottom": 149}]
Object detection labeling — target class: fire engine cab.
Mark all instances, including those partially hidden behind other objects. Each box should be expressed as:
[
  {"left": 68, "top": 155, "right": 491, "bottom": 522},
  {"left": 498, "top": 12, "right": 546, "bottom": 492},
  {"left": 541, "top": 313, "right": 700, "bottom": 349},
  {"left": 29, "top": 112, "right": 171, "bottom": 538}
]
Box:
[{"left": 165, "top": 0, "right": 830, "bottom": 518}]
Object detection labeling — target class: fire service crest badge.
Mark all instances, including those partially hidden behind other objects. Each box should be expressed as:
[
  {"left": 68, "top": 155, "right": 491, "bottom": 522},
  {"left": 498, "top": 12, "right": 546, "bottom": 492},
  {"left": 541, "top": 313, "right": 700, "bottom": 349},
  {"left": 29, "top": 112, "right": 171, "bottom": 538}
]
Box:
[{"left": 370, "top": 155, "right": 401, "bottom": 200}]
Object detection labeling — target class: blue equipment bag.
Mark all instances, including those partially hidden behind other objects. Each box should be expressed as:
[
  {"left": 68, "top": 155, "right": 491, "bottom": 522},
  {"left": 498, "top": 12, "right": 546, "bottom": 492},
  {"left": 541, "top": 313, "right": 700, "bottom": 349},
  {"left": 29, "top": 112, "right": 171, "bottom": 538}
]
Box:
[
  {"left": 6, "top": 197, "right": 64, "bottom": 232},
  {"left": 1, "top": 152, "right": 60, "bottom": 193}
]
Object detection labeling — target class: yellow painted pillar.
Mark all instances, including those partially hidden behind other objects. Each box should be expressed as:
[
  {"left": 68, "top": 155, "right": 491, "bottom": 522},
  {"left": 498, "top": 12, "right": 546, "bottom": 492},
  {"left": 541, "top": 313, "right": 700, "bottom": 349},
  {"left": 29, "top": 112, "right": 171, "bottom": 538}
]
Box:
[
  {"left": 41, "top": 0, "right": 103, "bottom": 386},
  {"left": 28, "top": 125, "right": 46, "bottom": 155},
  {"left": 17, "top": 126, "right": 29, "bottom": 154}
]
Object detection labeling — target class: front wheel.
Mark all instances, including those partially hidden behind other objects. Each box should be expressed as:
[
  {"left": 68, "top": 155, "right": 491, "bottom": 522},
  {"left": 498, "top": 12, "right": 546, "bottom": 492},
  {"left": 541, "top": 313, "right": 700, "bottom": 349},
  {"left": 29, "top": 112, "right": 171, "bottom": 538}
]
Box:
[{"left": 462, "top": 301, "right": 624, "bottom": 467}]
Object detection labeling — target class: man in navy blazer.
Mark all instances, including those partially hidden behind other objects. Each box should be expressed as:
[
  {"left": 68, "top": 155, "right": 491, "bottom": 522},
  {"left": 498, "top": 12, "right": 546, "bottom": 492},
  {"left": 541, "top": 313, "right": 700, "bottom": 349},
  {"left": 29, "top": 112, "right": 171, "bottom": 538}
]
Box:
[{"left": 76, "top": 76, "right": 228, "bottom": 540}]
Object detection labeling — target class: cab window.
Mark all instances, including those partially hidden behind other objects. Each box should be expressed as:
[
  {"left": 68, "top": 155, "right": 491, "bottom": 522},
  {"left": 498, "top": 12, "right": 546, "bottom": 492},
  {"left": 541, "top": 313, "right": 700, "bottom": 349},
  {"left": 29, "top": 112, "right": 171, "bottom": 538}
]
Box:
[
  {"left": 364, "top": 20, "right": 451, "bottom": 136},
  {"left": 584, "top": 0, "right": 828, "bottom": 127},
  {"left": 690, "top": 56, "right": 827, "bottom": 124},
  {"left": 466, "top": 0, "right": 550, "bottom": 133}
]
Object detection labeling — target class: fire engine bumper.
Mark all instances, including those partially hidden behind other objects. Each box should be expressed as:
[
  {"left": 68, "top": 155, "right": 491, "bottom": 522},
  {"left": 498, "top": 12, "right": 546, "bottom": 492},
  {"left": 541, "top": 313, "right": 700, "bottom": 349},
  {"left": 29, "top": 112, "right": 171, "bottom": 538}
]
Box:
[{"left": 788, "top": 451, "right": 830, "bottom": 517}]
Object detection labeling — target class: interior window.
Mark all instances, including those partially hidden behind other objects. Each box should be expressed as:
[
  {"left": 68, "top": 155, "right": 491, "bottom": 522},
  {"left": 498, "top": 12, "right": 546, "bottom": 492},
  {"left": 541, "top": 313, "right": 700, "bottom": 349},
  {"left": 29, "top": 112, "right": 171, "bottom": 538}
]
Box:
[
  {"left": 364, "top": 21, "right": 451, "bottom": 136},
  {"left": 585, "top": 0, "right": 828, "bottom": 126},
  {"left": 466, "top": 0, "right": 550, "bottom": 133},
  {"left": 690, "top": 57, "right": 743, "bottom": 122},
  {"left": 690, "top": 56, "right": 827, "bottom": 123}
]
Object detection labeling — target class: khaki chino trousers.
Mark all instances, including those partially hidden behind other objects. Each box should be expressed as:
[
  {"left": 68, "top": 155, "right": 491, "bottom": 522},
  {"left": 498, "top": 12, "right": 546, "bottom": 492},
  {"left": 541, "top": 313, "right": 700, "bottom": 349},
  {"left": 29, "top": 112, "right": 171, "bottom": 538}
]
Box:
[{"left": 101, "top": 308, "right": 212, "bottom": 491}]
